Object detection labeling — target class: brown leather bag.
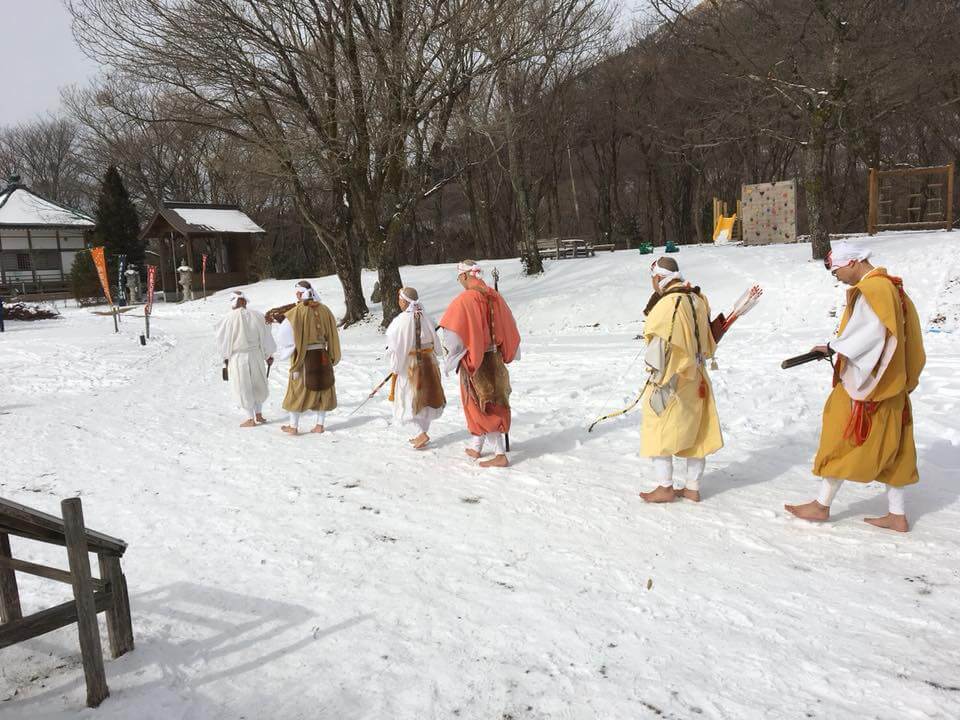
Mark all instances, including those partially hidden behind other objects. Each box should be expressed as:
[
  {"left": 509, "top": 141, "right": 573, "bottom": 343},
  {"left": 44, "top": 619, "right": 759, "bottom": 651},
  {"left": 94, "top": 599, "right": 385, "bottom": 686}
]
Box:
[
  {"left": 410, "top": 313, "right": 446, "bottom": 413},
  {"left": 304, "top": 348, "right": 335, "bottom": 391},
  {"left": 471, "top": 349, "right": 511, "bottom": 408}
]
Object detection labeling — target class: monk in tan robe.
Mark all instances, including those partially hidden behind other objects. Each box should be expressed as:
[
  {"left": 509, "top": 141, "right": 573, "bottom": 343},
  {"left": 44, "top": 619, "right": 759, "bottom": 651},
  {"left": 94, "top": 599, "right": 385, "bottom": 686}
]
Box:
[
  {"left": 639, "top": 257, "right": 723, "bottom": 503},
  {"left": 439, "top": 260, "right": 521, "bottom": 467},
  {"left": 786, "top": 241, "right": 925, "bottom": 532},
  {"left": 276, "top": 281, "right": 341, "bottom": 435}
]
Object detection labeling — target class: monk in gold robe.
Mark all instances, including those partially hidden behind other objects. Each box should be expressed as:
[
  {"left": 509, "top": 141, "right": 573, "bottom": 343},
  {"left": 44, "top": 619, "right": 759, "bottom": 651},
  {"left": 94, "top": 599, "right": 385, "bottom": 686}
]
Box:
[
  {"left": 276, "top": 281, "right": 342, "bottom": 435},
  {"left": 639, "top": 257, "right": 723, "bottom": 503},
  {"left": 786, "top": 241, "right": 925, "bottom": 532},
  {"left": 439, "top": 260, "right": 521, "bottom": 468}
]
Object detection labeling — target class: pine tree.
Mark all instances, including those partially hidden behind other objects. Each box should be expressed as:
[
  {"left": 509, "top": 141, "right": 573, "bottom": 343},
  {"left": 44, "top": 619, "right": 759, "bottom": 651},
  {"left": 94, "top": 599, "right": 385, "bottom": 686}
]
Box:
[
  {"left": 69, "top": 252, "right": 104, "bottom": 306},
  {"left": 92, "top": 166, "right": 142, "bottom": 271}
]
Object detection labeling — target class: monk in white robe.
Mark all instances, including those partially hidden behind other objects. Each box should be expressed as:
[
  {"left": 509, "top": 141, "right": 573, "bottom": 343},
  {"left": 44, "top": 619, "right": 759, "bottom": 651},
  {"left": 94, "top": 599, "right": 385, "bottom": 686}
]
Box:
[
  {"left": 216, "top": 291, "right": 276, "bottom": 427},
  {"left": 384, "top": 286, "right": 446, "bottom": 449}
]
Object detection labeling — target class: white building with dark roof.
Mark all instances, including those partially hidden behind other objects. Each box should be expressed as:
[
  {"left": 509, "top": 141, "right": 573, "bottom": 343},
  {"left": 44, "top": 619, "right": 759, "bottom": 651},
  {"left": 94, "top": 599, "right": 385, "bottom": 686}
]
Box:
[{"left": 0, "top": 178, "right": 95, "bottom": 296}]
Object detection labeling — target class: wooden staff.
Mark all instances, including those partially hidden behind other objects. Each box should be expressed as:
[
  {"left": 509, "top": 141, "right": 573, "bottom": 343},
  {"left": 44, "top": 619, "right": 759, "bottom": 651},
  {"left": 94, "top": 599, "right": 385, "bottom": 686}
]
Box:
[{"left": 348, "top": 373, "right": 395, "bottom": 416}]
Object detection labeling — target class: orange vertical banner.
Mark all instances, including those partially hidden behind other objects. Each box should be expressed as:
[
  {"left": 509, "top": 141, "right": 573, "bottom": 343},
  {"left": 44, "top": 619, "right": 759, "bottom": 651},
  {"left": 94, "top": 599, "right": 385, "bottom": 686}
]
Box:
[{"left": 91, "top": 247, "right": 114, "bottom": 306}]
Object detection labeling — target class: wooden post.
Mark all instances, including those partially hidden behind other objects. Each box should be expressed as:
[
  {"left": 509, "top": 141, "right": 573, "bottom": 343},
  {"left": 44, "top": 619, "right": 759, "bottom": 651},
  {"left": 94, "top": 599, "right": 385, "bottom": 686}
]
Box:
[
  {"left": 98, "top": 554, "right": 134, "bottom": 658},
  {"left": 947, "top": 162, "right": 955, "bottom": 232},
  {"left": 0, "top": 533, "right": 22, "bottom": 622},
  {"left": 26, "top": 228, "right": 38, "bottom": 290},
  {"left": 61, "top": 498, "right": 110, "bottom": 708},
  {"left": 867, "top": 167, "right": 878, "bottom": 236}
]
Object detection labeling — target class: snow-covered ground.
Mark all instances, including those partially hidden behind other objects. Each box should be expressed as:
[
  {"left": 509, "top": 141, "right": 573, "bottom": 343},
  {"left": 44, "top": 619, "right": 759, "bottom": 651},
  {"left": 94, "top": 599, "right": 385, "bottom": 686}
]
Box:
[{"left": 1, "top": 231, "right": 959, "bottom": 719}]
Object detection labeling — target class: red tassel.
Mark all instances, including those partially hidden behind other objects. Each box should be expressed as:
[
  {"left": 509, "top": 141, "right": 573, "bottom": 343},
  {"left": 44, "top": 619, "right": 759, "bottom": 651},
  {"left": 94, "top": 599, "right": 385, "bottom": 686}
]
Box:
[
  {"left": 843, "top": 400, "right": 878, "bottom": 446},
  {"left": 699, "top": 379, "right": 707, "bottom": 398}
]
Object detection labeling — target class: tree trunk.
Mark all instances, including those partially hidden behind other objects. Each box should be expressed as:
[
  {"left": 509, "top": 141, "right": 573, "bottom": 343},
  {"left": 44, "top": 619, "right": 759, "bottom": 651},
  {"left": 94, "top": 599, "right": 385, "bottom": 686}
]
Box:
[
  {"left": 327, "top": 232, "right": 368, "bottom": 325},
  {"left": 378, "top": 220, "right": 405, "bottom": 327},
  {"left": 804, "top": 115, "right": 832, "bottom": 260},
  {"left": 502, "top": 96, "right": 543, "bottom": 274},
  {"left": 294, "top": 194, "right": 368, "bottom": 326}
]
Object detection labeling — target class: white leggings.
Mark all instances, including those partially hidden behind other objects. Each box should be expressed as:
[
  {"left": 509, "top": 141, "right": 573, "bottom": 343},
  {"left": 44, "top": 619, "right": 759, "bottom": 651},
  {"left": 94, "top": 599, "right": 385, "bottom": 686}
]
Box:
[
  {"left": 412, "top": 417, "right": 431, "bottom": 434},
  {"left": 244, "top": 402, "right": 263, "bottom": 421},
  {"left": 653, "top": 456, "right": 706, "bottom": 491},
  {"left": 470, "top": 432, "right": 506, "bottom": 456},
  {"left": 289, "top": 410, "right": 326, "bottom": 429},
  {"left": 817, "top": 478, "right": 906, "bottom": 515}
]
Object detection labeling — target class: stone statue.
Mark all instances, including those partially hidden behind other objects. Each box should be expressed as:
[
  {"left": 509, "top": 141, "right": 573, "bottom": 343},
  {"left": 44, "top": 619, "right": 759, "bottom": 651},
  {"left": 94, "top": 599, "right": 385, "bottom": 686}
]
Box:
[
  {"left": 124, "top": 265, "right": 142, "bottom": 304},
  {"left": 177, "top": 262, "right": 194, "bottom": 302}
]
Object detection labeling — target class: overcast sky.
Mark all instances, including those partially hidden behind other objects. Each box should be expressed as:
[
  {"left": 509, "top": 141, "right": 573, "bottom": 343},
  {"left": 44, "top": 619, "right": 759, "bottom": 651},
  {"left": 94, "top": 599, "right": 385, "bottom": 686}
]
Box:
[
  {"left": 0, "top": 0, "right": 651, "bottom": 128},
  {"left": 0, "top": 0, "right": 101, "bottom": 126}
]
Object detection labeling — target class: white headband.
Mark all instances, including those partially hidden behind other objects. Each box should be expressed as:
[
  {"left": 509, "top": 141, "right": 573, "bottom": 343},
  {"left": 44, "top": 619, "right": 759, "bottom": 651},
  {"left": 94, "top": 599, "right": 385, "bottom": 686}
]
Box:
[
  {"left": 295, "top": 284, "right": 316, "bottom": 301},
  {"left": 826, "top": 241, "right": 872, "bottom": 270},
  {"left": 400, "top": 289, "right": 422, "bottom": 309},
  {"left": 230, "top": 291, "right": 246, "bottom": 308},
  {"left": 650, "top": 259, "right": 683, "bottom": 283},
  {"left": 457, "top": 262, "right": 482, "bottom": 277}
]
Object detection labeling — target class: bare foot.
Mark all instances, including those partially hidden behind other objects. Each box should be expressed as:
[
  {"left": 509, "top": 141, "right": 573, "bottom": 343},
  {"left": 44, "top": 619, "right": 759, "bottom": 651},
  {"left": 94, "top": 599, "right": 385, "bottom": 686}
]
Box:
[
  {"left": 673, "top": 488, "right": 701, "bottom": 502},
  {"left": 281, "top": 425, "right": 299, "bottom": 435},
  {"left": 255, "top": 413, "right": 267, "bottom": 424},
  {"left": 412, "top": 433, "right": 430, "bottom": 449},
  {"left": 864, "top": 513, "right": 909, "bottom": 533},
  {"left": 239, "top": 419, "right": 256, "bottom": 428},
  {"left": 310, "top": 424, "right": 325, "bottom": 434},
  {"left": 784, "top": 500, "right": 830, "bottom": 522},
  {"left": 640, "top": 485, "right": 677, "bottom": 503},
  {"left": 479, "top": 454, "right": 509, "bottom": 468},
  {"left": 465, "top": 448, "right": 482, "bottom": 459}
]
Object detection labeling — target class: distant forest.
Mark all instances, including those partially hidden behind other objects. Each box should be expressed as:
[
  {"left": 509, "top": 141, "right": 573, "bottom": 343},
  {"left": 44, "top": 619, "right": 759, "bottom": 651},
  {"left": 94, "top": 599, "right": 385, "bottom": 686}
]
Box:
[{"left": 2, "top": 1, "right": 958, "bottom": 322}]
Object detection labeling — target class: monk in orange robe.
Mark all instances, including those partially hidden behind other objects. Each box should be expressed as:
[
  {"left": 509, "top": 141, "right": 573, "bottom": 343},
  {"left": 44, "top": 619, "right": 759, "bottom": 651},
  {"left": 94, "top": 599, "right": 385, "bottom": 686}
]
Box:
[{"left": 439, "top": 260, "right": 521, "bottom": 467}]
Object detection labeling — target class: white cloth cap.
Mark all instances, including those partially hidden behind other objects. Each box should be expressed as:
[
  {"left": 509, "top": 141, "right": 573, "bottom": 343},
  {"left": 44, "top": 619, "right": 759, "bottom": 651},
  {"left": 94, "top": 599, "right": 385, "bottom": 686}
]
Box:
[
  {"left": 650, "top": 258, "right": 683, "bottom": 283},
  {"left": 400, "top": 289, "right": 422, "bottom": 312},
  {"left": 827, "top": 241, "right": 872, "bottom": 269},
  {"left": 295, "top": 284, "right": 317, "bottom": 301},
  {"left": 457, "top": 262, "right": 482, "bottom": 277},
  {"left": 229, "top": 290, "right": 246, "bottom": 308}
]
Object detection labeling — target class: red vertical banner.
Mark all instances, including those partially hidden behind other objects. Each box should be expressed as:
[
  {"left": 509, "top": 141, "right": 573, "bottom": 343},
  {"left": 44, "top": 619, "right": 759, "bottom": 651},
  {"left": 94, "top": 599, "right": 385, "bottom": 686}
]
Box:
[
  {"left": 90, "top": 247, "right": 114, "bottom": 306},
  {"left": 145, "top": 265, "right": 156, "bottom": 315},
  {"left": 201, "top": 253, "right": 208, "bottom": 300}
]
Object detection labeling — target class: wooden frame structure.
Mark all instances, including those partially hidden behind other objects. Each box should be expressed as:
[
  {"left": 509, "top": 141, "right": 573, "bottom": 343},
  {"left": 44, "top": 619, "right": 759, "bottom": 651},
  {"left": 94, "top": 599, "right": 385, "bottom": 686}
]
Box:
[
  {"left": 868, "top": 163, "right": 955, "bottom": 235},
  {"left": 0, "top": 497, "right": 133, "bottom": 708}
]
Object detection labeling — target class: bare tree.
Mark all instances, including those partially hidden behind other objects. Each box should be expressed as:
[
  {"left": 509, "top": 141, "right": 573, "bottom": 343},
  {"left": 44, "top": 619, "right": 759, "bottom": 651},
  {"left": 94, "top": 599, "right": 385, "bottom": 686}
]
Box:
[{"left": 0, "top": 115, "right": 88, "bottom": 207}]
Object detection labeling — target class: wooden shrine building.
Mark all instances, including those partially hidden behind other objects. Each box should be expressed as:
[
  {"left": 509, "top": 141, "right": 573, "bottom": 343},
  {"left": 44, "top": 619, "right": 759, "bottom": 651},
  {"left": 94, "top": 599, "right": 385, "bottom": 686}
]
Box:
[{"left": 140, "top": 202, "right": 265, "bottom": 299}]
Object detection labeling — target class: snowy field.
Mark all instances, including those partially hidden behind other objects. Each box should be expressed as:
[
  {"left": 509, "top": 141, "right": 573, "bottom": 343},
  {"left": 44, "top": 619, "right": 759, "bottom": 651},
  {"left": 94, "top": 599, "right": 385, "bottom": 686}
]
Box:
[{"left": 1, "top": 231, "right": 959, "bottom": 719}]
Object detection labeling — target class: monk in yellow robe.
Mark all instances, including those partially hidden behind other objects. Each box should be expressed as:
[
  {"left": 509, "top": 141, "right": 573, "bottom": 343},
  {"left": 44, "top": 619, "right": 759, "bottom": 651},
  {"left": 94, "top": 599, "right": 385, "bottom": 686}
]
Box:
[
  {"left": 639, "top": 257, "right": 723, "bottom": 503},
  {"left": 786, "top": 241, "right": 925, "bottom": 532},
  {"left": 276, "top": 281, "right": 342, "bottom": 435}
]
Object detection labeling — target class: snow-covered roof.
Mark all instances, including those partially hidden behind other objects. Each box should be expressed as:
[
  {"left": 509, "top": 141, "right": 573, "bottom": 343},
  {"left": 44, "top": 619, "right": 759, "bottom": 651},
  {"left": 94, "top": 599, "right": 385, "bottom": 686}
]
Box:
[
  {"left": 168, "top": 206, "right": 265, "bottom": 234},
  {"left": 0, "top": 185, "right": 95, "bottom": 227},
  {"left": 138, "top": 203, "right": 264, "bottom": 238}
]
